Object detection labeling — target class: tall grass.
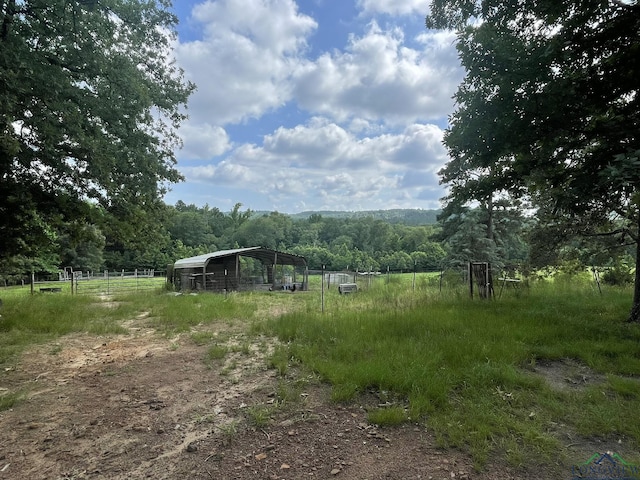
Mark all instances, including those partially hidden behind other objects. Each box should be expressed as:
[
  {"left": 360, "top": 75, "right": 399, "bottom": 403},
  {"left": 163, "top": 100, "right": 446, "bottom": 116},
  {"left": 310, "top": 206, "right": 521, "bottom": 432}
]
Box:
[
  {"left": 0, "top": 288, "right": 262, "bottom": 367},
  {"left": 2, "top": 278, "right": 639, "bottom": 470},
  {"left": 141, "top": 291, "right": 256, "bottom": 333},
  {"left": 263, "top": 278, "right": 640, "bottom": 468},
  {"left": 0, "top": 293, "right": 128, "bottom": 364}
]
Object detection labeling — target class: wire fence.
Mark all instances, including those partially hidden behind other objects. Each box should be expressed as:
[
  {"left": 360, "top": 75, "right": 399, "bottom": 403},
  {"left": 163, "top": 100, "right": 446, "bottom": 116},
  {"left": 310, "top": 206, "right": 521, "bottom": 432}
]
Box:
[
  {"left": 307, "top": 266, "right": 457, "bottom": 291},
  {"left": 307, "top": 264, "right": 528, "bottom": 298},
  {"left": 2, "top": 263, "right": 527, "bottom": 298},
  {"left": 72, "top": 270, "right": 167, "bottom": 295},
  {"left": 6, "top": 270, "right": 167, "bottom": 296}
]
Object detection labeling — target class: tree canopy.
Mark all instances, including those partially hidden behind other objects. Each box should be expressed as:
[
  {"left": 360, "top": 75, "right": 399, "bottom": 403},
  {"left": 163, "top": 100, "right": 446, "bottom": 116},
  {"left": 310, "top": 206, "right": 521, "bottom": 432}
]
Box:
[
  {"left": 427, "top": 0, "right": 640, "bottom": 320},
  {"left": 0, "top": 0, "right": 194, "bottom": 262}
]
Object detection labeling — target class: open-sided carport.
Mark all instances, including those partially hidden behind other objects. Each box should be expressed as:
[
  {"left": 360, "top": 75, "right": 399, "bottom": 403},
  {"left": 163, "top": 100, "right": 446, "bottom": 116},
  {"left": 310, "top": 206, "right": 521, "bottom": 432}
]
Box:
[{"left": 170, "top": 247, "right": 308, "bottom": 293}]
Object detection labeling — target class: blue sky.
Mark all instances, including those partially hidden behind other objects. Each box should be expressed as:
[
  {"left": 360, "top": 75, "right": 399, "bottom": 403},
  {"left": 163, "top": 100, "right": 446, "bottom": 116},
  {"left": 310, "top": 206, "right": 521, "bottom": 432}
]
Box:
[{"left": 165, "top": 0, "right": 463, "bottom": 213}]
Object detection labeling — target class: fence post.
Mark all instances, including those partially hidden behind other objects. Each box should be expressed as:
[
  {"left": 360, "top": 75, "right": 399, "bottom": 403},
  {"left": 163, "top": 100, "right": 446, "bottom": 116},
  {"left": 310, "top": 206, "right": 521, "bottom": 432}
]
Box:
[
  {"left": 592, "top": 267, "right": 602, "bottom": 295},
  {"left": 30, "top": 271, "right": 34, "bottom": 295},
  {"left": 412, "top": 262, "right": 416, "bottom": 291},
  {"left": 321, "top": 265, "right": 325, "bottom": 313}
]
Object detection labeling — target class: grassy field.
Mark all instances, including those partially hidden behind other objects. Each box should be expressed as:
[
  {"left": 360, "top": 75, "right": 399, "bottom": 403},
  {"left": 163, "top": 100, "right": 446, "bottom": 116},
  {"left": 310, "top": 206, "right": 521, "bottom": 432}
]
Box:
[
  {"left": 261, "top": 276, "right": 640, "bottom": 468},
  {"left": 1, "top": 274, "right": 639, "bottom": 470}
]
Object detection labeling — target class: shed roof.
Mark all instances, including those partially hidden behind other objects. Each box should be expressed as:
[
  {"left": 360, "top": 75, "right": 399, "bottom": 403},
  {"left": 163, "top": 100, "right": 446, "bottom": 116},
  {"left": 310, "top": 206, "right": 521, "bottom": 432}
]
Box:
[{"left": 174, "top": 247, "right": 307, "bottom": 270}]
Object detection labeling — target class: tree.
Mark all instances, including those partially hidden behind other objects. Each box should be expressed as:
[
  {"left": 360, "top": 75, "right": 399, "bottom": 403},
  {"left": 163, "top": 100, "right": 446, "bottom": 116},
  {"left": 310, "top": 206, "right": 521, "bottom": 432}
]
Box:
[
  {"left": 232, "top": 212, "right": 293, "bottom": 250},
  {"left": 428, "top": 0, "right": 640, "bottom": 321},
  {"left": 101, "top": 198, "right": 175, "bottom": 269},
  {"left": 379, "top": 251, "right": 414, "bottom": 271},
  {"left": 0, "top": 0, "right": 194, "bottom": 262},
  {"left": 412, "top": 243, "right": 447, "bottom": 270},
  {"left": 168, "top": 209, "right": 215, "bottom": 248},
  {"left": 527, "top": 200, "right": 636, "bottom": 272},
  {"left": 437, "top": 204, "right": 497, "bottom": 268},
  {"left": 290, "top": 245, "right": 334, "bottom": 270},
  {"left": 57, "top": 222, "right": 105, "bottom": 272}
]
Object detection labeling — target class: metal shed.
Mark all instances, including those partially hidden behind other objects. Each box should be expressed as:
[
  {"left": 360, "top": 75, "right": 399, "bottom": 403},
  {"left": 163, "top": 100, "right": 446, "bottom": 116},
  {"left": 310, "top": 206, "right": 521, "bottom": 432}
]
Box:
[{"left": 171, "top": 247, "right": 308, "bottom": 293}]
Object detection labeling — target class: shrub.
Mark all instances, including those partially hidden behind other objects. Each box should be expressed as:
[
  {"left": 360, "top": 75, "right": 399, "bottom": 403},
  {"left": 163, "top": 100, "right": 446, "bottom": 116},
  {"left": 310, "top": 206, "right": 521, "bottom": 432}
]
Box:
[{"left": 601, "top": 266, "right": 634, "bottom": 286}]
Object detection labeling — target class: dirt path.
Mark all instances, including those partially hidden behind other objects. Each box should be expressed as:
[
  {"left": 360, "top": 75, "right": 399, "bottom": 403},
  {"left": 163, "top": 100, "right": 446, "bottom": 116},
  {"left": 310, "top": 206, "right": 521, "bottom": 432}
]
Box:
[{"left": 0, "top": 317, "right": 551, "bottom": 480}]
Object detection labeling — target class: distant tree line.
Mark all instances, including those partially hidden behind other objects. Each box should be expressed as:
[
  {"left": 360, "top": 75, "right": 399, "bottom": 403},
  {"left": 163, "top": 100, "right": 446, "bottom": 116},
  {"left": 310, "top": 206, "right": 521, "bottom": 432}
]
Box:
[
  {"left": 2, "top": 202, "right": 449, "bottom": 280},
  {"left": 1, "top": 197, "right": 636, "bottom": 286}
]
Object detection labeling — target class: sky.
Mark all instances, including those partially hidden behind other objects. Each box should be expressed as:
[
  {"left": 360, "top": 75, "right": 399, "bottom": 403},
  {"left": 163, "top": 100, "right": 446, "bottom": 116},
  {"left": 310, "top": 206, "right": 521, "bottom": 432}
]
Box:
[{"left": 165, "top": 0, "right": 463, "bottom": 214}]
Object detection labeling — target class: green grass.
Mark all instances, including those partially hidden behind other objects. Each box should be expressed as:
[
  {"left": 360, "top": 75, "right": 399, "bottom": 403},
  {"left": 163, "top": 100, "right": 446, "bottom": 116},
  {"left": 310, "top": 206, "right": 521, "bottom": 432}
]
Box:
[
  {"left": 0, "top": 293, "right": 129, "bottom": 365},
  {"left": 2, "top": 277, "right": 640, "bottom": 470},
  {"left": 245, "top": 404, "right": 273, "bottom": 427},
  {"left": 0, "top": 391, "right": 25, "bottom": 411},
  {"left": 0, "top": 288, "right": 262, "bottom": 367},
  {"left": 263, "top": 279, "right": 640, "bottom": 469},
  {"left": 142, "top": 292, "right": 257, "bottom": 333},
  {"left": 190, "top": 331, "right": 218, "bottom": 345},
  {"left": 205, "top": 344, "right": 229, "bottom": 366},
  {"left": 368, "top": 406, "right": 408, "bottom": 426}
]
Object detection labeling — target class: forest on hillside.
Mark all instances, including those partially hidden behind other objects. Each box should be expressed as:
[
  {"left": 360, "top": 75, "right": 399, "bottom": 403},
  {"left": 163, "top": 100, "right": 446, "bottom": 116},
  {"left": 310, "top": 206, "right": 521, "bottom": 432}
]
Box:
[
  {"left": 2, "top": 199, "right": 634, "bottom": 286},
  {"left": 1, "top": 203, "right": 450, "bottom": 281}
]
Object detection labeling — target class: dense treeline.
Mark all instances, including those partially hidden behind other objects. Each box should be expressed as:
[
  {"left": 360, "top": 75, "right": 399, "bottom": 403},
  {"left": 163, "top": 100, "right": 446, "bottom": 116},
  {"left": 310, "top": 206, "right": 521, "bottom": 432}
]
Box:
[
  {"left": 117, "top": 202, "right": 450, "bottom": 273},
  {"left": 1, "top": 201, "right": 452, "bottom": 281},
  {"left": 2, "top": 199, "right": 635, "bottom": 285}
]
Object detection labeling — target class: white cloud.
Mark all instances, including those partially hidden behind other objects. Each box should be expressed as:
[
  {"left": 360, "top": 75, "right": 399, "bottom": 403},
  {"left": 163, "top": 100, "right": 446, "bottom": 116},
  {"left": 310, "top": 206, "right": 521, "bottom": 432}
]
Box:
[
  {"left": 262, "top": 117, "right": 353, "bottom": 167},
  {"left": 175, "top": 0, "right": 317, "bottom": 125},
  {"left": 168, "top": 1, "right": 459, "bottom": 211},
  {"left": 357, "top": 0, "right": 429, "bottom": 16},
  {"left": 178, "top": 122, "right": 232, "bottom": 160},
  {"left": 180, "top": 118, "right": 447, "bottom": 211},
  {"left": 292, "top": 22, "right": 462, "bottom": 124}
]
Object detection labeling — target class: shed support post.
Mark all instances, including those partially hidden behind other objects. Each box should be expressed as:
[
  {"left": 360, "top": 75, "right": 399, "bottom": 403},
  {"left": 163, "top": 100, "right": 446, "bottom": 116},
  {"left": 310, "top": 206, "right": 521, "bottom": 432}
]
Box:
[
  {"left": 235, "top": 254, "right": 240, "bottom": 289},
  {"left": 272, "top": 252, "right": 278, "bottom": 290}
]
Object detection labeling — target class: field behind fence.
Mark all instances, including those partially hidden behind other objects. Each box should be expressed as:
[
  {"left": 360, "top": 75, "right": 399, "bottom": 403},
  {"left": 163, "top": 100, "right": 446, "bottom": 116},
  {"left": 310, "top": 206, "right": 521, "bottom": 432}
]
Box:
[{"left": 4, "top": 270, "right": 167, "bottom": 296}]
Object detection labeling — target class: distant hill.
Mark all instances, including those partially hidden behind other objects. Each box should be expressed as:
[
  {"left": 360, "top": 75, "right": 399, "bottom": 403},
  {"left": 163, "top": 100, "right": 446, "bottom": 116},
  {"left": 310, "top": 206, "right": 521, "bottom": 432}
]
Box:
[{"left": 287, "top": 209, "right": 441, "bottom": 225}]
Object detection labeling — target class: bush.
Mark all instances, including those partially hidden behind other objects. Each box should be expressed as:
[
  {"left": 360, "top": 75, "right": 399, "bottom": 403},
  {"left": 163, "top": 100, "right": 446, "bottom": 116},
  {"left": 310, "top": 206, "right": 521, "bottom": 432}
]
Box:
[{"left": 601, "top": 266, "right": 634, "bottom": 286}]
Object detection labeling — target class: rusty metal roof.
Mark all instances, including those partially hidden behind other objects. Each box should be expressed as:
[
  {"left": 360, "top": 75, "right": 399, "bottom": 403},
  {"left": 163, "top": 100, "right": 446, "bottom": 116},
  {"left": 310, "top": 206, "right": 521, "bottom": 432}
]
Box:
[{"left": 173, "top": 247, "right": 307, "bottom": 270}]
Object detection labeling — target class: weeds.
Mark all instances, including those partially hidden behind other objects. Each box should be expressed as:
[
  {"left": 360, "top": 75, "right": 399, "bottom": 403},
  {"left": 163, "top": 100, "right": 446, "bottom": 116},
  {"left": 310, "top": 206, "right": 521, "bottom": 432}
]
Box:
[
  {"left": 193, "top": 412, "right": 217, "bottom": 424},
  {"left": 217, "top": 420, "right": 240, "bottom": 445},
  {"left": 268, "top": 345, "right": 291, "bottom": 376},
  {"left": 367, "top": 406, "right": 407, "bottom": 426},
  {"left": 0, "top": 391, "right": 24, "bottom": 411},
  {"left": 190, "top": 331, "right": 217, "bottom": 345},
  {"left": 2, "top": 277, "right": 639, "bottom": 471},
  {"left": 205, "top": 344, "right": 228, "bottom": 366},
  {"left": 245, "top": 405, "right": 273, "bottom": 427},
  {"left": 264, "top": 279, "right": 640, "bottom": 468}
]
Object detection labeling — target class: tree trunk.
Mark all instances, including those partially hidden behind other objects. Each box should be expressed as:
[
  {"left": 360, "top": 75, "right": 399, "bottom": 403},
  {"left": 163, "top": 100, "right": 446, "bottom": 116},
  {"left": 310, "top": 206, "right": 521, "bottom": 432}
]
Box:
[
  {"left": 628, "top": 208, "right": 640, "bottom": 323},
  {"left": 486, "top": 194, "right": 494, "bottom": 243}
]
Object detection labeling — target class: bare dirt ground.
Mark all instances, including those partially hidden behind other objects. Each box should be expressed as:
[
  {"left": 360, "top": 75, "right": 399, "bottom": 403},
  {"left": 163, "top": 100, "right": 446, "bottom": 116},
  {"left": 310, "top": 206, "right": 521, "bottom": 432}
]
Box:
[{"left": 0, "top": 311, "right": 621, "bottom": 480}]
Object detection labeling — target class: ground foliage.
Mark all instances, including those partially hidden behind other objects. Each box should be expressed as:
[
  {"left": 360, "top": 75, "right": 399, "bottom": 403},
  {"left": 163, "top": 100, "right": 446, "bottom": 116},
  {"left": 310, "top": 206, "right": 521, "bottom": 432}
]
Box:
[{"left": 0, "top": 281, "right": 639, "bottom": 478}]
